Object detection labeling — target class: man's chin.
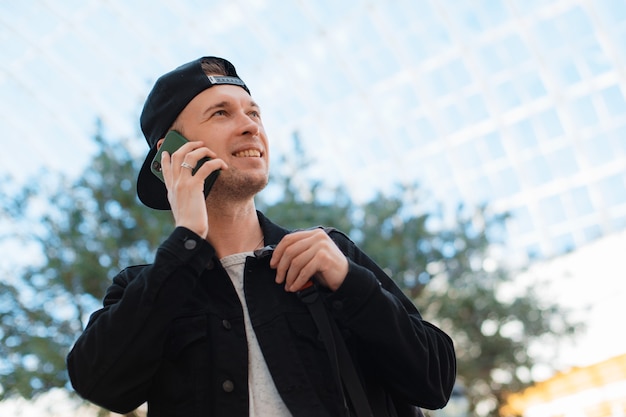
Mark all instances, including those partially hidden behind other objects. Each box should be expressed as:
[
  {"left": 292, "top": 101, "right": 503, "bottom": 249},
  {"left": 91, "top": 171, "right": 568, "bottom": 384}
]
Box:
[{"left": 211, "top": 172, "right": 268, "bottom": 201}]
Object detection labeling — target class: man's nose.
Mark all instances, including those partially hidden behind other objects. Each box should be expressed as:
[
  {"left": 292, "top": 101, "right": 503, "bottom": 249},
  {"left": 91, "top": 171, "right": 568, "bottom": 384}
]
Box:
[{"left": 238, "top": 112, "right": 260, "bottom": 136}]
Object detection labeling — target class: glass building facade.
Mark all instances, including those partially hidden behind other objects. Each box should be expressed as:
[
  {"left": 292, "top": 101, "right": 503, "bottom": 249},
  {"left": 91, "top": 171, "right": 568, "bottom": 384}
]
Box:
[{"left": 1, "top": 0, "right": 626, "bottom": 262}]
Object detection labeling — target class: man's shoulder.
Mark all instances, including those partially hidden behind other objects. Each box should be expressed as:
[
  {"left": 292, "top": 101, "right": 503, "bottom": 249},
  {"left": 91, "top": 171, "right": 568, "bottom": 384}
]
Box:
[{"left": 113, "top": 264, "right": 151, "bottom": 283}]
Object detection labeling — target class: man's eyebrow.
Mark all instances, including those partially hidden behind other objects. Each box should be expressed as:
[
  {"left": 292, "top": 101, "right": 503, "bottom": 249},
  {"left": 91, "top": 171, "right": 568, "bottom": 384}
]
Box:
[
  {"left": 249, "top": 100, "right": 261, "bottom": 110},
  {"left": 202, "top": 101, "right": 229, "bottom": 117},
  {"left": 202, "top": 100, "right": 260, "bottom": 117}
]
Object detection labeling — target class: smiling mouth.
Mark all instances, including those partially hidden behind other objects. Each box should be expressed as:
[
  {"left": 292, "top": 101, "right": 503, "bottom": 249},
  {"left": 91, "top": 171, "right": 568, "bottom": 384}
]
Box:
[{"left": 233, "top": 149, "right": 262, "bottom": 157}]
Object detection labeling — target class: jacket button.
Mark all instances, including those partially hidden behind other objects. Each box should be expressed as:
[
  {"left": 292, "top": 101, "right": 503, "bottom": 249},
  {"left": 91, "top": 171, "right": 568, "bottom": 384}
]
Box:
[
  {"left": 222, "top": 319, "right": 232, "bottom": 330},
  {"left": 184, "top": 239, "right": 197, "bottom": 250},
  {"left": 222, "top": 380, "right": 235, "bottom": 392}
]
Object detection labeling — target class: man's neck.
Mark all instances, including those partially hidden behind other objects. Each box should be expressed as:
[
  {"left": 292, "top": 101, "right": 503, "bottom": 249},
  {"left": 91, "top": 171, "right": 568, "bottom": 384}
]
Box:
[{"left": 205, "top": 200, "right": 263, "bottom": 259}]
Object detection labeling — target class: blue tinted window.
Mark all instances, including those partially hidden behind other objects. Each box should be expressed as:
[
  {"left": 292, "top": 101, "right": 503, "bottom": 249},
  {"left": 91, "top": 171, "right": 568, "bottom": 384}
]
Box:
[
  {"left": 426, "top": 59, "right": 473, "bottom": 96},
  {"left": 456, "top": 9, "right": 481, "bottom": 35},
  {"left": 257, "top": 2, "right": 315, "bottom": 45},
  {"left": 478, "top": 43, "right": 504, "bottom": 74},
  {"left": 611, "top": 124, "right": 626, "bottom": 155},
  {"left": 492, "top": 167, "right": 521, "bottom": 198},
  {"left": 598, "top": 174, "right": 626, "bottom": 205},
  {"left": 511, "top": 0, "right": 553, "bottom": 16},
  {"left": 583, "top": 225, "right": 603, "bottom": 242},
  {"left": 3, "top": 2, "right": 57, "bottom": 37},
  {"left": 539, "top": 195, "right": 567, "bottom": 224},
  {"left": 533, "top": 18, "right": 565, "bottom": 50},
  {"left": 582, "top": 39, "right": 612, "bottom": 76},
  {"left": 596, "top": 0, "right": 626, "bottom": 24},
  {"left": 1, "top": 27, "right": 31, "bottom": 62},
  {"left": 401, "top": 32, "right": 428, "bottom": 65},
  {"left": 502, "top": 34, "right": 531, "bottom": 66},
  {"left": 448, "top": 59, "right": 472, "bottom": 90},
  {"left": 442, "top": 104, "right": 463, "bottom": 134},
  {"left": 612, "top": 216, "right": 626, "bottom": 230},
  {"left": 495, "top": 81, "right": 521, "bottom": 110},
  {"left": 413, "top": 117, "right": 438, "bottom": 145},
  {"left": 466, "top": 94, "right": 489, "bottom": 123},
  {"left": 569, "top": 96, "right": 599, "bottom": 128},
  {"left": 389, "top": 125, "right": 412, "bottom": 149},
  {"left": 482, "top": 132, "right": 506, "bottom": 159},
  {"left": 519, "top": 71, "right": 547, "bottom": 100},
  {"left": 305, "top": 0, "right": 352, "bottom": 26},
  {"left": 552, "top": 232, "right": 576, "bottom": 254},
  {"left": 559, "top": 6, "right": 594, "bottom": 41},
  {"left": 536, "top": 109, "right": 564, "bottom": 139},
  {"left": 426, "top": 68, "right": 449, "bottom": 96},
  {"left": 525, "top": 155, "right": 552, "bottom": 186},
  {"left": 477, "top": 0, "right": 511, "bottom": 27},
  {"left": 617, "top": 32, "right": 626, "bottom": 67},
  {"left": 510, "top": 206, "right": 534, "bottom": 234},
  {"left": 581, "top": 135, "right": 614, "bottom": 166},
  {"left": 558, "top": 60, "right": 582, "bottom": 86},
  {"left": 423, "top": 152, "right": 453, "bottom": 181},
  {"left": 546, "top": 147, "right": 579, "bottom": 178},
  {"left": 455, "top": 141, "right": 482, "bottom": 170},
  {"left": 601, "top": 85, "right": 626, "bottom": 117},
  {"left": 468, "top": 176, "right": 492, "bottom": 204},
  {"left": 509, "top": 119, "right": 537, "bottom": 150},
  {"left": 423, "top": 15, "right": 452, "bottom": 53},
  {"left": 350, "top": 38, "right": 400, "bottom": 86},
  {"left": 526, "top": 243, "right": 543, "bottom": 260},
  {"left": 569, "top": 186, "right": 594, "bottom": 216},
  {"left": 379, "top": 83, "right": 420, "bottom": 116},
  {"left": 317, "top": 65, "right": 354, "bottom": 102}
]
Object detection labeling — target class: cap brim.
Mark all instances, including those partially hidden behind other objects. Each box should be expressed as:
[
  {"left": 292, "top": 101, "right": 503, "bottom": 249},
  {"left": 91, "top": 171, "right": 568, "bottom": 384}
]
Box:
[{"left": 137, "top": 145, "right": 171, "bottom": 210}]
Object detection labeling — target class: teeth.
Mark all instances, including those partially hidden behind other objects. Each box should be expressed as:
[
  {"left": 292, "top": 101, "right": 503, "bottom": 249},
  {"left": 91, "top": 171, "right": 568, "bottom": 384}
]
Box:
[{"left": 234, "top": 149, "right": 261, "bottom": 157}]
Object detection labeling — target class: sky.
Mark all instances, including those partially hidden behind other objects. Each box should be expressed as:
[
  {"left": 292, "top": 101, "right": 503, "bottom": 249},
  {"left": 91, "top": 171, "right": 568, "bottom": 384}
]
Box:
[{"left": 3, "top": 0, "right": 626, "bottom": 263}]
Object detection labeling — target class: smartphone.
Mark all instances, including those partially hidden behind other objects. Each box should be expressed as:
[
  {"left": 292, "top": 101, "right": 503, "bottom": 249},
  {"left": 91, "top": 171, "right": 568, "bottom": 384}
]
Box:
[{"left": 150, "top": 130, "right": 220, "bottom": 198}]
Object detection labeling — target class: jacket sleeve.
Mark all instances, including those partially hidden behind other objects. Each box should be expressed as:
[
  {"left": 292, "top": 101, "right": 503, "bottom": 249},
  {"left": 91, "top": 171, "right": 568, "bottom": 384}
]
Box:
[
  {"left": 66, "top": 227, "right": 213, "bottom": 414},
  {"left": 323, "top": 230, "right": 456, "bottom": 410}
]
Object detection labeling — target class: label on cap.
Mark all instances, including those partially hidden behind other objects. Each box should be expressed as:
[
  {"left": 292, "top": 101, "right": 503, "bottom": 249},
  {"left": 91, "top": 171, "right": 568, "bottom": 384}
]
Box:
[{"left": 207, "top": 75, "right": 246, "bottom": 88}]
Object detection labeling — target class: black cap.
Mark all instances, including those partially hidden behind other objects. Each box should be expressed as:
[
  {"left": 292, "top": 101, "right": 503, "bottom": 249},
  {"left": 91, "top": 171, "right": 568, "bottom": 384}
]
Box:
[{"left": 136, "top": 56, "right": 250, "bottom": 210}]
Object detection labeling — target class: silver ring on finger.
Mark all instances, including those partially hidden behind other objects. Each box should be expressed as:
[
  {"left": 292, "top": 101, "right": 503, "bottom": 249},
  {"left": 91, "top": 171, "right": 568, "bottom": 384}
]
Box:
[{"left": 181, "top": 161, "right": 194, "bottom": 171}]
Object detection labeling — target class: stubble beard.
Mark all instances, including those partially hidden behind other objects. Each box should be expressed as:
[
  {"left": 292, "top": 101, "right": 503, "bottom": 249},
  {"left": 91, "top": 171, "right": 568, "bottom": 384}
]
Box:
[{"left": 211, "top": 166, "right": 269, "bottom": 202}]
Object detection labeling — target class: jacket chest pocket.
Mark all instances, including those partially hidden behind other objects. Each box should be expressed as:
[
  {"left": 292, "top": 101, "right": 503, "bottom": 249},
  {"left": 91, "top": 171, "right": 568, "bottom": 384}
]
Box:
[
  {"left": 165, "top": 315, "right": 209, "bottom": 359},
  {"left": 162, "top": 315, "right": 210, "bottom": 384}
]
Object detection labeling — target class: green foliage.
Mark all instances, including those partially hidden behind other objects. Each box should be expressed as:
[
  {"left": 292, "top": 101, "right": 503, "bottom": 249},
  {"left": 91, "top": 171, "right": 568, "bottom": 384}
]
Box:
[
  {"left": 0, "top": 126, "right": 170, "bottom": 402},
  {"left": 0, "top": 130, "right": 580, "bottom": 417},
  {"left": 415, "top": 207, "right": 579, "bottom": 414}
]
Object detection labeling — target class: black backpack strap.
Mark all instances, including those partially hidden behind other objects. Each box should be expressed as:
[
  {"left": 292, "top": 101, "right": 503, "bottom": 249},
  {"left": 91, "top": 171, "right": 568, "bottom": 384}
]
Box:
[
  {"left": 301, "top": 226, "right": 424, "bottom": 417},
  {"left": 298, "top": 284, "right": 374, "bottom": 417}
]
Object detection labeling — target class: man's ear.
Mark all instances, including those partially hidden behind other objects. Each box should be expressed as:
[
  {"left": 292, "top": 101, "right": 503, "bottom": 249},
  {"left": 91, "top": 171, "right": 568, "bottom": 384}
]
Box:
[{"left": 156, "top": 138, "right": 165, "bottom": 150}]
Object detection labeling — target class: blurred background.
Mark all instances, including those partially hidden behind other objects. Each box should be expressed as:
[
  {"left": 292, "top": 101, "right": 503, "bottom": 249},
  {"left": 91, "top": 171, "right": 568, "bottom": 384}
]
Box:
[{"left": 1, "top": 1, "right": 626, "bottom": 416}]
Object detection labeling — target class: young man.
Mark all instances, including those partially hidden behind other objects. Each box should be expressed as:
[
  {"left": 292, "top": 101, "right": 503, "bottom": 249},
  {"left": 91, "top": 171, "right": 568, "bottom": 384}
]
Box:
[{"left": 67, "top": 56, "right": 456, "bottom": 417}]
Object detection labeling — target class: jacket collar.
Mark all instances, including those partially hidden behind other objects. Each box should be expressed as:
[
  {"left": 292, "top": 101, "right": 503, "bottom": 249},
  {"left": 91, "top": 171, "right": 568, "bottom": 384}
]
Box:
[{"left": 257, "top": 211, "right": 290, "bottom": 246}]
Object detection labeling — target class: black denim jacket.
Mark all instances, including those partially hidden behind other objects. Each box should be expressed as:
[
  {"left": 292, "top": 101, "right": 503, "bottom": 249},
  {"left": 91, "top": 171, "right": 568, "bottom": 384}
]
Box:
[{"left": 67, "top": 212, "right": 455, "bottom": 416}]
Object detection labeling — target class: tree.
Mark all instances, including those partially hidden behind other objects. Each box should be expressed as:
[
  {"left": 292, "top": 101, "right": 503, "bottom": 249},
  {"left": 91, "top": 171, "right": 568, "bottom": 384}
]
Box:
[
  {"left": 0, "top": 131, "right": 579, "bottom": 417},
  {"left": 0, "top": 125, "right": 169, "bottom": 413}
]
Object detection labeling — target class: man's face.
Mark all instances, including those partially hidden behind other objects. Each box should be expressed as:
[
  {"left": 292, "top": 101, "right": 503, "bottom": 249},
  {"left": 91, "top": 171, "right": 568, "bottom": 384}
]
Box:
[{"left": 173, "top": 84, "right": 270, "bottom": 199}]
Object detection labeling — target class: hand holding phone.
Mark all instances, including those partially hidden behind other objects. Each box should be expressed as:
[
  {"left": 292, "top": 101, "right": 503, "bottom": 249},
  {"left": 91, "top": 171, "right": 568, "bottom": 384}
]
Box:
[{"left": 150, "top": 130, "right": 220, "bottom": 198}]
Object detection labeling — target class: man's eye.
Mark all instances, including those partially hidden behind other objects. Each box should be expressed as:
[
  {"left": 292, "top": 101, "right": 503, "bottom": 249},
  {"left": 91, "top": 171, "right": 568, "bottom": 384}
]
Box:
[
  {"left": 249, "top": 111, "right": 261, "bottom": 118},
  {"left": 213, "top": 110, "right": 227, "bottom": 117}
]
